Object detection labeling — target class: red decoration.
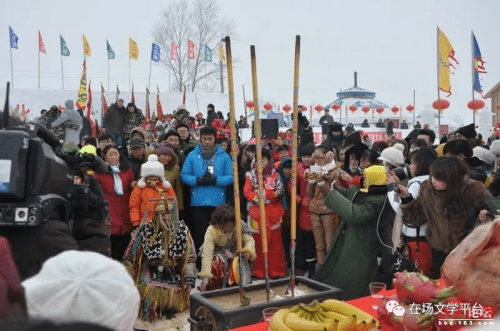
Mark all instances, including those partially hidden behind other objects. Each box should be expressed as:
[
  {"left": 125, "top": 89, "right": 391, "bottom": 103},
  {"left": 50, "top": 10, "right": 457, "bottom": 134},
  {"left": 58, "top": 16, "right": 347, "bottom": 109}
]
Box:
[
  {"left": 376, "top": 107, "right": 384, "bottom": 115},
  {"left": 362, "top": 105, "right": 370, "bottom": 114},
  {"left": 246, "top": 100, "right": 254, "bottom": 108},
  {"left": 349, "top": 105, "right": 357, "bottom": 113},
  {"left": 263, "top": 103, "right": 273, "bottom": 111},
  {"left": 315, "top": 104, "right": 323, "bottom": 113},
  {"left": 467, "top": 99, "right": 485, "bottom": 111},
  {"left": 406, "top": 105, "right": 414, "bottom": 112},
  {"left": 282, "top": 104, "right": 291, "bottom": 113},
  {"left": 391, "top": 106, "right": 399, "bottom": 114},
  {"left": 332, "top": 104, "right": 340, "bottom": 112},
  {"left": 301, "top": 105, "right": 308, "bottom": 112},
  {"left": 432, "top": 99, "right": 450, "bottom": 112}
]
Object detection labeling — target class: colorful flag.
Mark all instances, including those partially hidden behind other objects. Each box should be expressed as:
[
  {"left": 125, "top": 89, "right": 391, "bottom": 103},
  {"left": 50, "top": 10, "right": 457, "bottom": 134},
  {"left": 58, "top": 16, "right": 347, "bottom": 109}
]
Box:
[
  {"left": 151, "top": 43, "right": 160, "bottom": 62},
  {"left": 60, "top": 35, "right": 70, "bottom": 56},
  {"left": 87, "top": 81, "right": 97, "bottom": 137},
  {"left": 38, "top": 31, "right": 46, "bottom": 54},
  {"left": 170, "top": 41, "right": 178, "bottom": 61},
  {"left": 82, "top": 34, "right": 91, "bottom": 57},
  {"left": 116, "top": 84, "right": 120, "bottom": 103},
  {"left": 219, "top": 42, "right": 226, "bottom": 62},
  {"left": 107, "top": 40, "right": 115, "bottom": 59},
  {"left": 131, "top": 83, "right": 135, "bottom": 105},
  {"left": 129, "top": 38, "right": 139, "bottom": 60},
  {"left": 145, "top": 87, "right": 151, "bottom": 119},
  {"left": 9, "top": 26, "right": 18, "bottom": 49},
  {"left": 205, "top": 44, "right": 212, "bottom": 62},
  {"left": 157, "top": 86, "right": 164, "bottom": 119},
  {"left": 438, "top": 28, "right": 458, "bottom": 96},
  {"left": 76, "top": 59, "right": 87, "bottom": 110},
  {"left": 187, "top": 39, "right": 195, "bottom": 60},
  {"left": 472, "top": 33, "right": 487, "bottom": 98},
  {"left": 101, "top": 83, "right": 108, "bottom": 126}
]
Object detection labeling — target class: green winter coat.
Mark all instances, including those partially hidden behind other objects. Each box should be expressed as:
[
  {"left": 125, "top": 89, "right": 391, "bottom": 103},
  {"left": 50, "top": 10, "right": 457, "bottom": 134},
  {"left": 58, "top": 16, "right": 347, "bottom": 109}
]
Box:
[
  {"left": 163, "top": 153, "right": 184, "bottom": 211},
  {"left": 313, "top": 185, "right": 387, "bottom": 300}
]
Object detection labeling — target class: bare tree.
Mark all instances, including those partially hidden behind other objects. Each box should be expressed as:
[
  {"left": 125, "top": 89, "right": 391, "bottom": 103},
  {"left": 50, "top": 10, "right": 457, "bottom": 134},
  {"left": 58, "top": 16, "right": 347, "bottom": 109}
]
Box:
[{"left": 152, "top": 0, "right": 235, "bottom": 93}]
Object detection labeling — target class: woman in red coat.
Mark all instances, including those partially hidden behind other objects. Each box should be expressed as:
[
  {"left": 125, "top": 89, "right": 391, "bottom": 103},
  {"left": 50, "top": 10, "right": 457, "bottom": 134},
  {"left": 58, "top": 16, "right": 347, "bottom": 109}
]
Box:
[
  {"left": 94, "top": 145, "right": 136, "bottom": 260},
  {"left": 244, "top": 149, "right": 286, "bottom": 279}
]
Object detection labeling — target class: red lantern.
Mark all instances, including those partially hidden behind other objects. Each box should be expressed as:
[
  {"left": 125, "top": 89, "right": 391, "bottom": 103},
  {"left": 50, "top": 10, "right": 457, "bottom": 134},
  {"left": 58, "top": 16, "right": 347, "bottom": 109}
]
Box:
[
  {"left": 263, "top": 103, "right": 273, "bottom": 111},
  {"left": 332, "top": 104, "right": 340, "bottom": 112},
  {"left": 301, "top": 105, "right": 308, "bottom": 112},
  {"left": 432, "top": 99, "right": 450, "bottom": 113},
  {"left": 406, "top": 105, "right": 414, "bottom": 113},
  {"left": 467, "top": 99, "right": 485, "bottom": 112},
  {"left": 315, "top": 104, "right": 323, "bottom": 113},
  {"left": 376, "top": 107, "right": 384, "bottom": 115},
  {"left": 361, "top": 105, "right": 370, "bottom": 114},
  {"left": 349, "top": 105, "right": 357, "bottom": 113},
  {"left": 282, "top": 104, "right": 291, "bottom": 113},
  {"left": 246, "top": 100, "right": 254, "bottom": 108},
  {"left": 391, "top": 106, "right": 399, "bottom": 114}
]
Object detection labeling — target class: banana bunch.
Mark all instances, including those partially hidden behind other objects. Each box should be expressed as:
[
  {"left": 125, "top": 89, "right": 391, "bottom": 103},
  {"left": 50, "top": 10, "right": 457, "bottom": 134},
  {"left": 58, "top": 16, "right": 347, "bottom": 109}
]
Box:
[{"left": 269, "top": 299, "right": 380, "bottom": 331}]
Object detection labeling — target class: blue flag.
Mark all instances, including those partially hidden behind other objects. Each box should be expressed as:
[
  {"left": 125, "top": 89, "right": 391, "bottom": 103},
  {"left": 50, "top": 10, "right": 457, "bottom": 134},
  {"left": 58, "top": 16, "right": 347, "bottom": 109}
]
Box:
[
  {"left": 9, "top": 26, "right": 18, "bottom": 49},
  {"left": 473, "top": 33, "right": 487, "bottom": 97},
  {"left": 151, "top": 43, "right": 160, "bottom": 62}
]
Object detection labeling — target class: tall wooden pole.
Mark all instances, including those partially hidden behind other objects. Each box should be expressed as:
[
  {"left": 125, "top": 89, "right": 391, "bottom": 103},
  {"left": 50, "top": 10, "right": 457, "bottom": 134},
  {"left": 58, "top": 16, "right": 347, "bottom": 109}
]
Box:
[
  {"left": 226, "top": 36, "right": 249, "bottom": 306},
  {"left": 289, "top": 35, "right": 300, "bottom": 297},
  {"left": 250, "top": 45, "right": 271, "bottom": 302},
  {"left": 243, "top": 85, "right": 247, "bottom": 120},
  {"left": 437, "top": 26, "right": 441, "bottom": 139}
]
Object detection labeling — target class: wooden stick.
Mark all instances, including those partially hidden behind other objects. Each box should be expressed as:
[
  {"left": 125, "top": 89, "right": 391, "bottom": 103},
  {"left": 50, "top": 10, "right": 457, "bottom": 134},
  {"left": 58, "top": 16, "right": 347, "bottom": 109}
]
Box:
[
  {"left": 250, "top": 45, "right": 271, "bottom": 302},
  {"left": 226, "top": 36, "right": 250, "bottom": 306},
  {"left": 289, "top": 35, "right": 300, "bottom": 297}
]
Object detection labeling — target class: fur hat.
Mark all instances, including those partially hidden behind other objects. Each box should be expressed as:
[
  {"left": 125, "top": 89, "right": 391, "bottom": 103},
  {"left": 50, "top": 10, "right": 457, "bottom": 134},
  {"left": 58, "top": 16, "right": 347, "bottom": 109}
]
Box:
[
  {"left": 137, "top": 154, "right": 171, "bottom": 189},
  {"left": 378, "top": 146, "right": 405, "bottom": 167},
  {"left": 490, "top": 140, "right": 500, "bottom": 156},
  {"left": 473, "top": 146, "right": 495, "bottom": 165},
  {"left": 22, "top": 251, "right": 140, "bottom": 331}
]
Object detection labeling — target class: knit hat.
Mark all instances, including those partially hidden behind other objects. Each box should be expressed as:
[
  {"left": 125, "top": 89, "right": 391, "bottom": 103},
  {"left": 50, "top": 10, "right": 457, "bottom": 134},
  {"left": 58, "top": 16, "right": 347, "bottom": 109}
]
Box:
[
  {"left": 157, "top": 141, "right": 175, "bottom": 156},
  {"left": 137, "top": 154, "right": 171, "bottom": 189},
  {"left": 473, "top": 146, "right": 495, "bottom": 165},
  {"left": 378, "top": 146, "right": 405, "bottom": 167},
  {"left": 330, "top": 124, "right": 343, "bottom": 133},
  {"left": 456, "top": 123, "right": 476, "bottom": 139},
  {"left": 0, "top": 237, "right": 26, "bottom": 321},
  {"left": 64, "top": 100, "right": 74, "bottom": 110},
  {"left": 392, "top": 143, "right": 405, "bottom": 153},
  {"left": 490, "top": 140, "right": 500, "bottom": 156},
  {"left": 22, "top": 251, "right": 140, "bottom": 331}
]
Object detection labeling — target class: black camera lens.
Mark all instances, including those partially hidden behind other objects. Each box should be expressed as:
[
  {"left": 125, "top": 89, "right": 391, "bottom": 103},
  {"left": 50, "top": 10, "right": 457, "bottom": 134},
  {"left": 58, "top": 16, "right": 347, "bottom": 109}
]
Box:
[{"left": 18, "top": 210, "right": 26, "bottom": 219}]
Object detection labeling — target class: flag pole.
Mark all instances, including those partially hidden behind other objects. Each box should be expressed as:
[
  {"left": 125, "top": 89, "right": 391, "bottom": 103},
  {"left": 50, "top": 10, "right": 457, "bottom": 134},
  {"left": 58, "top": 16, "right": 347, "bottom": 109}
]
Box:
[
  {"left": 437, "top": 26, "right": 441, "bottom": 138},
  {"left": 243, "top": 85, "right": 247, "bottom": 120},
  {"left": 10, "top": 29, "right": 14, "bottom": 88},
  {"left": 129, "top": 56, "right": 131, "bottom": 92},
  {"left": 61, "top": 51, "right": 64, "bottom": 89},
  {"left": 108, "top": 54, "right": 110, "bottom": 92},
  {"left": 226, "top": 36, "right": 249, "bottom": 306},
  {"left": 471, "top": 30, "right": 476, "bottom": 126},
  {"left": 38, "top": 31, "right": 40, "bottom": 89},
  {"left": 250, "top": 44, "right": 271, "bottom": 302},
  {"left": 413, "top": 89, "right": 416, "bottom": 127},
  {"left": 149, "top": 58, "right": 152, "bottom": 90},
  {"left": 289, "top": 35, "right": 300, "bottom": 298}
]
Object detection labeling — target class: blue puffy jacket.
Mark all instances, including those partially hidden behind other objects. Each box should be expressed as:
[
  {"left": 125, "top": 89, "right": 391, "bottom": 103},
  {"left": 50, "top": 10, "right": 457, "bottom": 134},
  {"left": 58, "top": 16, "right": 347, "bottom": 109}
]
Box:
[{"left": 180, "top": 144, "right": 233, "bottom": 206}]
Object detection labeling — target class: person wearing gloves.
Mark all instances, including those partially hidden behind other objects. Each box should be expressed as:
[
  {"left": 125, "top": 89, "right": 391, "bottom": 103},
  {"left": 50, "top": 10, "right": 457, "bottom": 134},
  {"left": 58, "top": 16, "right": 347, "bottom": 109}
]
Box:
[
  {"left": 314, "top": 166, "right": 389, "bottom": 300},
  {"left": 180, "top": 126, "right": 233, "bottom": 256},
  {"left": 244, "top": 148, "right": 286, "bottom": 279},
  {"left": 129, "top": 154, "right": 177, "bottom": 228},
  {"left": 198, "top": 204, "right": 256, "bottom": 291},
  {"left": 22, "top": 251, "right": 140, "bottom": 331}
]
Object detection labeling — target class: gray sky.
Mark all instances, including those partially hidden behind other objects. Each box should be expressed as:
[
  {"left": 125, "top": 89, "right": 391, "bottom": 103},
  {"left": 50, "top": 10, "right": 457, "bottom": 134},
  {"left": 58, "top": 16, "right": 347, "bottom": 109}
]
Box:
[{"left": 1, "top": 0, "right": 499, "bottom": 122}]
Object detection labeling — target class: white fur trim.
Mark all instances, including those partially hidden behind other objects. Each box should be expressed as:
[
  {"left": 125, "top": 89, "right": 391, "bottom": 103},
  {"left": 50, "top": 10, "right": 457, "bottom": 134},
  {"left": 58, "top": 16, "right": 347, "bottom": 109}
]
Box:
[
  {"left": 308, "top": 179, "right": 317, "bottom": 184},
  {"left": 137, "top": 178, "right": 146, "bottom": 188},
  {"left": 317, "top": 181, "right": 326, "bottom": 186},
  {"left": 162, "top": 178, "right": 171, "bottom": 189}
]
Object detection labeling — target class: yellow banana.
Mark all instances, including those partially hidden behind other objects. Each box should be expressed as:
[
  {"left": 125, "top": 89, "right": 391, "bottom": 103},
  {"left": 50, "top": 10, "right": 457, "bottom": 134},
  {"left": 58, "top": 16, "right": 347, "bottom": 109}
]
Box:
[
  {"left": 321, "top": 299, "right": 372, "bottom": 321},
  {"left": 325, "top": 311, "right": 347, "bottom": 323},
  {"left": 337, "top": 314, "right": 356, "bottom": 331},
  {"left": 284, "top": 312, "right": 332, "bottom": 331},
  {"left": 269, "top": 308, "right": 293, "bottom": 331}
]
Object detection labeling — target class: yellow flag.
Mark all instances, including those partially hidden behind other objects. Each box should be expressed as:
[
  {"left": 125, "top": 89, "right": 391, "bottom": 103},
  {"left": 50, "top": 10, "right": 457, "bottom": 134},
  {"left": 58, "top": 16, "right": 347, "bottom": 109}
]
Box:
[
  {"left": 82, "top": 34, "right": 91, "bottom": 57},
  {"left": 438, "top": 28, "right": 458, "bottom": 96},
  {"left": 219, "top": 42, "right": 226, "bottom": 62},
  {"left": 129, "top": 38, "right": 139, "bottom": 60}
]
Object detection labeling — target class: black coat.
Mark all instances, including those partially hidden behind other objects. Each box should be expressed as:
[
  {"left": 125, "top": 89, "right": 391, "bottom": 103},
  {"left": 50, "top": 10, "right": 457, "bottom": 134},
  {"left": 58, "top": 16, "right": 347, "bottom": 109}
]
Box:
[
  {"left": 103, "top": 103, "right": 125, "bottom": 134},
  {"left": 207, "top": 109, "right": 217, "bottom": 126},
  {"left": 128, "top": 153, "right": 146, "bottom": 180},
  {"left": 77, "top": 109, "right": 91, "bottom": 140},
  {"left": 386, "top": 120, "right": 394, "bottom": 136}
]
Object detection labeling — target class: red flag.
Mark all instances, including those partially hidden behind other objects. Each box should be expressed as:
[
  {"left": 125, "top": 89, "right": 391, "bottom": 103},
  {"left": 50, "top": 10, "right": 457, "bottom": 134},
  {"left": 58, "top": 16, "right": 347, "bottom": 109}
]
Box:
[
  {"left": 87, "top": 82, "right": 97, "bottom": 137},
  {"left": 38, "top": 31, "right": 46, "bottom": 54},
  {"left": 157, "top": 86, "right": 164, "bottom": 119},
  {"left": 21, "top": 104, "right": 30, "bottom": 117},
  {"left": 101, "top": 83, "right": 108, "bottom": 114},
  {"left": 131, "top": 83, "right": 135, "bottom": 104},
  {"left": 170, "top": 42, "right": 178, "bottom": 61},
  {"left": 187, "top": 39, "right": 195, "bottom": 60}
]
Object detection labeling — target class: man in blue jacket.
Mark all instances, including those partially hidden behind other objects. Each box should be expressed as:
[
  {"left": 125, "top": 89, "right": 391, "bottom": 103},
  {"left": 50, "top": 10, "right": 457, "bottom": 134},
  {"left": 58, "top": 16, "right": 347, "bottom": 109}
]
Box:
[{"left": 181, "top": 126, "right": 233, "bottom": 255}]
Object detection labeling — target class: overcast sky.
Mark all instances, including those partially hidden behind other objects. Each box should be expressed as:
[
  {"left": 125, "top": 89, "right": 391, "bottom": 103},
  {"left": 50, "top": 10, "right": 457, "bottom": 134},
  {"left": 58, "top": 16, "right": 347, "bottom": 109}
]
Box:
[{"left": 1, "top": 0, "right": 499, "bottom": 123}]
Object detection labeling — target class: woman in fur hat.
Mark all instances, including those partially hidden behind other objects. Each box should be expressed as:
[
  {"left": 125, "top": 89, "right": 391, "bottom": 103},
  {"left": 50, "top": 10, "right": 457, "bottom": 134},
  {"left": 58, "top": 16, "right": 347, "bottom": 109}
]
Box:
[{"left": 129, "top": 155, "right": 177, "bottom": 228}]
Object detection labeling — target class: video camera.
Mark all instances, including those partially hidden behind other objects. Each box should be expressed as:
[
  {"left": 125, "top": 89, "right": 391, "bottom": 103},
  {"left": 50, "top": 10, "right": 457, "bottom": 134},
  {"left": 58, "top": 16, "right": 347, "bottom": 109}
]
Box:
[{"left": 0, "top": 83, "right": 101, "bottom": 227}]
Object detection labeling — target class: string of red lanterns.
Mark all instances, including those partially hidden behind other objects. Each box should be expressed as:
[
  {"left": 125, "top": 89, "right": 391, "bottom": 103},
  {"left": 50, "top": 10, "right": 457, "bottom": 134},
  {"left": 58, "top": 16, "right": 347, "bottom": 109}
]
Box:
[
  {"left": 391, "top": 106, "right": 400, "bottom": 114},
  {"left": 432, "top": 99, "right": 450, "bottom": 113},
  {"left": 361, "top": 105, "right": 370, "bottom": 114},
  {"left": 349, "top": 105, "right": 357, "bottom": 113},
  {"left": 406, "top": 105, "right": 414, "bottom": 113},
  {"left": 376, "top": 107, "right": 384, "bottom": 115},
  {"left": 315, "top": 104, "right": 323, "bottom": 113},
  {"left": 332, "top": 104, "right": 340, "bottom": 112},
  {"left": 467, "top": 99, "right": 485, "bottom": 112}
]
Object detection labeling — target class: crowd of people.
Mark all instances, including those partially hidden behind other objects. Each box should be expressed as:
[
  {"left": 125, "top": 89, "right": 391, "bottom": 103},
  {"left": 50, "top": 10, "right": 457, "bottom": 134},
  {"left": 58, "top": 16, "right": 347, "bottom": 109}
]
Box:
[{"left": 2, "top": 98, "right": 500, "bottom": 329}]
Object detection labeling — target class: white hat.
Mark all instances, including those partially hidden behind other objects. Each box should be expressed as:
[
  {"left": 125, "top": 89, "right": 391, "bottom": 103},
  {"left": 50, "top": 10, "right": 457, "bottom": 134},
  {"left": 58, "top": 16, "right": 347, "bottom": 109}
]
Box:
[
  {"left": 378, "top": 146, "right": 405, "bottom": 167},
  {"left": 22, "top": 251, "right": 140, "bottom": 331},
  {"left": 490, "top": 140, "right": 500, "bottom": 156},
  {"left": 137, "top": 154, "right": 171, "bottom": 189},
  {"left": 473, "top": 146, "right": 495, "bottom": 165}
]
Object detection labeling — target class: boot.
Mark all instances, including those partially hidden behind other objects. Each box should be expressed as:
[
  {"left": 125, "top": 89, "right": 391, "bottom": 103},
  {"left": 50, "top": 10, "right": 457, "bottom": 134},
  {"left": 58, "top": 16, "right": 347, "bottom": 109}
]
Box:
[{"left": 307, "top": 261, "right": 316, "bottom": 278}]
